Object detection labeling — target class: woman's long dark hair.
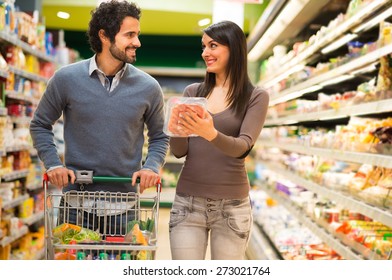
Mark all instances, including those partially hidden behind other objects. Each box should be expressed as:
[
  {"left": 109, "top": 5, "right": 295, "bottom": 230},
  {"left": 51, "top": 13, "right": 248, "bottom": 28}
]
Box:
[{"left": 197, "top": 20, "right": 254, "bottom": 117}]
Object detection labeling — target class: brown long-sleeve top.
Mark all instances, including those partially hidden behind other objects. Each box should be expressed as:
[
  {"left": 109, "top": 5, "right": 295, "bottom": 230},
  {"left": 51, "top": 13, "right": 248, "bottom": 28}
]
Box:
[{"left": 169, "top": 83, "right": 269, "bottom": 199}]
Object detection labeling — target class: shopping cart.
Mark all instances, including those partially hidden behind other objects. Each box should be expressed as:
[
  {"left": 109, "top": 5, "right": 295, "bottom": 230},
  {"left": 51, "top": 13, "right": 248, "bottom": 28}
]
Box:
[{"left": 43, "top": 170, "right": 161, "bottom": 260}]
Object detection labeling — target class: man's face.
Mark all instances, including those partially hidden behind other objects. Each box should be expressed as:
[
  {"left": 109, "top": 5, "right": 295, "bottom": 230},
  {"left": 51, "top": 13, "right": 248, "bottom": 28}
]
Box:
[{"left": 109, "top": 16, "right": 141, "bottom": 64}]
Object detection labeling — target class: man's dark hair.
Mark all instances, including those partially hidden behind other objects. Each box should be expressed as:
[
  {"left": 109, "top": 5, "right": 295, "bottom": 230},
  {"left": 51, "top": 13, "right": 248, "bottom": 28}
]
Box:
[{"left": 87, "top": 0, "right": 141, "bottom": 53}]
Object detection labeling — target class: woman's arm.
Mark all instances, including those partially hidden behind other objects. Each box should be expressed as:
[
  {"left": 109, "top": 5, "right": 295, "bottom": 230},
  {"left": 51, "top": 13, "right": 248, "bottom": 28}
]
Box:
[{"left": 210, "top": 89, "right": 269, "bottom": 157}]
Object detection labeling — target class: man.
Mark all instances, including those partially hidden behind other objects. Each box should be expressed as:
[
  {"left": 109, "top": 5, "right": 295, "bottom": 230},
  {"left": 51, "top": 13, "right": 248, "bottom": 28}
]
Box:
[{"left": 30, "top": 1, "right": 169, "bottom": 235}]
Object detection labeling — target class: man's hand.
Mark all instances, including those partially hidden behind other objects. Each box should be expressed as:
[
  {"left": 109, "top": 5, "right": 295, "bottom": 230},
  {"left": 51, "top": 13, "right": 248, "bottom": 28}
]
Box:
[
  {"left": 47, "top": 167, "right": 76, "bottom": 188},
  {"left": 131, "top": 169, "right": 160, "bottom": 193}
]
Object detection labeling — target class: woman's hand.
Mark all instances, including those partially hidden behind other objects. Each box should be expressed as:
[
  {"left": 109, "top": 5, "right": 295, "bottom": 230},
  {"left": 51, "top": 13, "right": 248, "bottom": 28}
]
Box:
[
  {"left": 168, "top": 104, "right": 189, "bottom": 137},
  {"left": 177, "top": 106, "right": 218, "bottom": 141}
]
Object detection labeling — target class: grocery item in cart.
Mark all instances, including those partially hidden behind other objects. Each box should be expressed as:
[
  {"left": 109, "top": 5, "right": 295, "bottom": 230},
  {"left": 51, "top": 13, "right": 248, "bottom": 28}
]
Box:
[
  {"left": 44, "top": 172, "right": 161, "bottom": 260},
  {"left": 164, "top": 96, "right": 207, "bottom": 137},
  {"left": 52, "top": 223, "right": 101, "bottom": 244}
]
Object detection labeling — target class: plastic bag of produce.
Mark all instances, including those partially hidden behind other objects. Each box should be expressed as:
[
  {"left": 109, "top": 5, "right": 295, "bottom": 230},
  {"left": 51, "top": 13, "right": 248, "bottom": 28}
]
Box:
[{"left": 52, "top": 223, "right": 101, "bottom": 244}]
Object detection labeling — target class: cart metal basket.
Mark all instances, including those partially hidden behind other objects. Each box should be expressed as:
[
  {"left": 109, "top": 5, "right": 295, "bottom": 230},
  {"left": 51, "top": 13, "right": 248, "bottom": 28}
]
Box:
[{"left": 43, "top": 170, "right": 161, "bottom": 260}]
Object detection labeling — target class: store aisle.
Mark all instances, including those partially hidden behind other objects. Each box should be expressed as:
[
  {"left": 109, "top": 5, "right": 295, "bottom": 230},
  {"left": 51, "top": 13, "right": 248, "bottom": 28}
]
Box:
[{"left": 155, "top": 207, "right": 171, "bottom": 260}]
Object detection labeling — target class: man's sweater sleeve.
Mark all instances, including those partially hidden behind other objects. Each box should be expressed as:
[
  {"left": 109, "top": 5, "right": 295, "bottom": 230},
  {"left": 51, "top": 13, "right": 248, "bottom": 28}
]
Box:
[{"left": 142, "top": 84, "right": 170, "bottom": 173}]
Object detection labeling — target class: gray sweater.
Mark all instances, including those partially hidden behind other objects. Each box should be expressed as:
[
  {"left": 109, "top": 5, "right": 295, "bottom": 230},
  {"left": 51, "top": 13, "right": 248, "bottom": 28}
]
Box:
[
  {"left": 170, "top": 83, "right": 269, "bottom": 199},
  {"left": 30, "top": 59, "right": 169, "bottom": 192}
]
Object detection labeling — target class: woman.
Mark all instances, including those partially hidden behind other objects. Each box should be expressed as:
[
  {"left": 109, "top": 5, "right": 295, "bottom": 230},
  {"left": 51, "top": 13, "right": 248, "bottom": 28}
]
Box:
[{"left": 168, "top": 20, "right": 269, "bottom": 260}]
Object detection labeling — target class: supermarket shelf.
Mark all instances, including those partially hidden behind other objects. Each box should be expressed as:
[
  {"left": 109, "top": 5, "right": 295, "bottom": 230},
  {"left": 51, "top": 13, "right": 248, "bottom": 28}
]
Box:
[
  {"left": 5, "top": 144, "right": 33, "bottom": 153},
  {"left": 0, "top": 69, "right": 8, "bottom": 79},
  {"left": 26, "top": 183, "right": 42, "bottom": 191},
  {"left": 6, "top": 91, "right": 39, "bottom": 106},
  {"left": 0, "top": 31, "right": 57, "bottom": 63},
  {"left": 1, "top": 194, "right": 29, "bottom": 210},
  {"left": 265, "top": 98, "right": 392, "bottom": 126},
  {"left": 246, "top": 222, "right": 282, "bottom": 260},
  {"left": 0, "top": 225, "right": 28, "bottom": 247},
  {"left": 259, "top": 161, "right": 392, "bottom": 228},
  {"left": 8, "top": 66, "right": 49, "bottom": 83},
  {"left": 248, "top": 0, "right": 330, "bottom": 62},
  {"left": 258, "top": 0, "right": 391, "bottom": 88},
  {"left": 9, "top": 116, "right": 32, "bottom": 125},
  {"left": 260, "top": 184, "right": 364, "bottom": 260},
  {"left": 21, "top": 211, "right": 44, "bottom": 226},
  {"left": 315, "top": 218, "right": 388, "bottom": 260},
  {"left": 261, "top": 140, "right": 392, "bottom": 169},
  {"left": 269, "top": 43, "right": 392, "bottom": 105},
  {"left": 1, "top": 169, "right": 30, "bottom": 182},
  {"left": 0, "top": 107, "right": 7, "bottom": 116}
]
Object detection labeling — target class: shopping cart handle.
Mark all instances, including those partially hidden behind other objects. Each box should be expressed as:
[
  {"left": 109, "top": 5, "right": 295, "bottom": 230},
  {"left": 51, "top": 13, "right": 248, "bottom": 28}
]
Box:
[
  {"left": 92, "top": 176, "right": 140, "bottom": 184},
  {"left": 75, "top": 170, "right": 143, "bottom": 184},
  {"left": 42, "top": 171, "right": 144, "bottom": 189}
]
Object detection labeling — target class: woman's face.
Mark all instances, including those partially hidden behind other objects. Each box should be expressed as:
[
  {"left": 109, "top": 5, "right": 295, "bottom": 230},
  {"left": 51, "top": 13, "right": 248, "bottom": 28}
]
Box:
[{"left": 201, "top": 33, "right": 230, "bottom": 76}]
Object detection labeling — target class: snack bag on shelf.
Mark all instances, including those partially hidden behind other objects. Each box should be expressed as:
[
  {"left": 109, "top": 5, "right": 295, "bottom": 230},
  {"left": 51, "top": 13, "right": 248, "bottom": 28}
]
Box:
[
  {"left": 348, "top": 164, "right": 373, "bottom": 193},
  {"left": 164, "top": 96, "right": 207, "bottom": 137},
  {"left": 361, "top": 166, "right": 382, "bottom": 190}
]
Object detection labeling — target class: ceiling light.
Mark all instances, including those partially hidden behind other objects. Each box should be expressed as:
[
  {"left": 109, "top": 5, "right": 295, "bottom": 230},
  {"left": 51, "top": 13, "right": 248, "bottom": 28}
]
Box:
[
  {"left": 198, "top": 18, "right": 211, "bottom": 27},
  {"left": 57, "top": 11, "right": 70, "bottom": 20}
]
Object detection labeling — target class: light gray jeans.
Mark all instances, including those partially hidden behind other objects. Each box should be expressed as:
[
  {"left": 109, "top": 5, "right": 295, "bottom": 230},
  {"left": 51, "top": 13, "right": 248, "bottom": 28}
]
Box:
[{"left": 169, "top": 193, "right": 253, "bottom": 260}]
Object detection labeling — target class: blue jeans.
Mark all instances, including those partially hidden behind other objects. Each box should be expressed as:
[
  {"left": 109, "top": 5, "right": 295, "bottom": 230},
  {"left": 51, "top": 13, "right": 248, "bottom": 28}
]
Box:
[{"left": 169, "top": 193, "right": 253, "bottom": 260}]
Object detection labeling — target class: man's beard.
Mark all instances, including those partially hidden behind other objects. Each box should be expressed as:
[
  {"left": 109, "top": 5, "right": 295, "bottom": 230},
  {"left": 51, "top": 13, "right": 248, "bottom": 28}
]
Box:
[{"left": 109, "top": 43, "right": 137, "bottom": 64}]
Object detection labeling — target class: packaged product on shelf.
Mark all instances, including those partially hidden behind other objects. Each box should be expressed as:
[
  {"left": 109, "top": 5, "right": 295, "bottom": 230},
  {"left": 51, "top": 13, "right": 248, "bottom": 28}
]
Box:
[
  {"left": 348, "top": 164, "right": 392, "bottom": 209},
  {"left": 371, "top": 126, "right": 392, "bottom": 154},
  {"left": 378, "top": 21, "right": 392, "bottom": 47},
  {"left": 18, "top": 197, "right": 34, "bottom": 218},
  {"left": 335, "top": 219, "right": 392, "bottom": 259},
  {"left": 376, "top": 54, "right": 392, "bottom": 92},
  {"left": 0, "top": 5, "right": 5, "bottom": 31},
  {"left": 0, "top": 53, "right": 8, "bottom": 71},
  {"left": 163, "top": 96, "right": 207, "bottom": 137}
]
